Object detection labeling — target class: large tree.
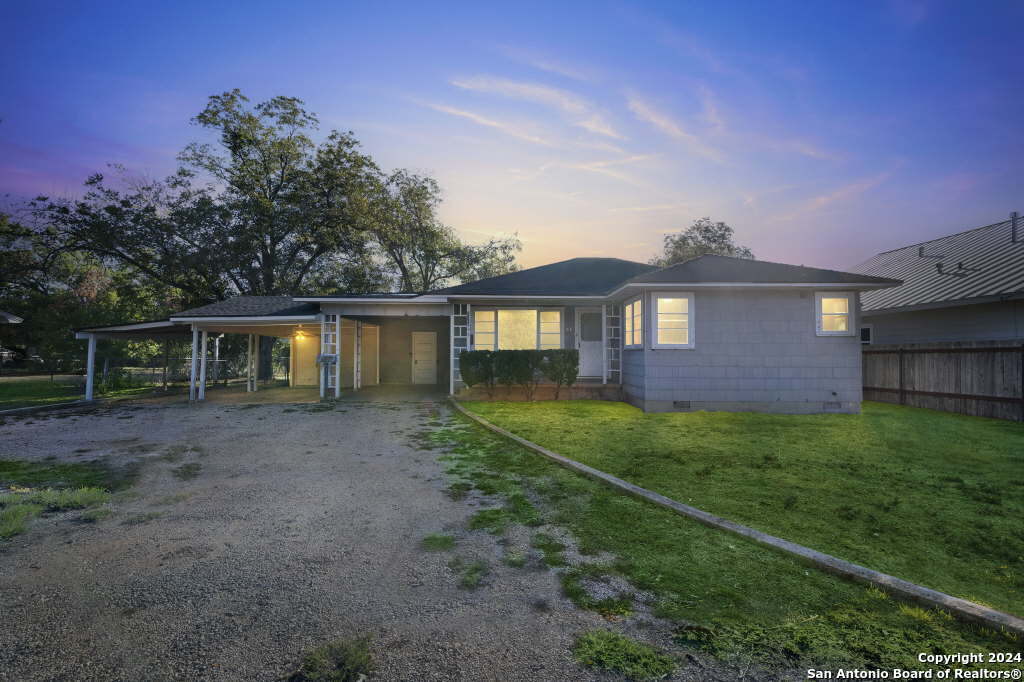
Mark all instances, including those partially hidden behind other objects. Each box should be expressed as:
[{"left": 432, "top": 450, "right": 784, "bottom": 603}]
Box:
[
  {"left": 651, "top": 217, "right": 754, "bottom": 267},
  {"left": 367, "top": 170, "right": 520, "bottom": 292}
]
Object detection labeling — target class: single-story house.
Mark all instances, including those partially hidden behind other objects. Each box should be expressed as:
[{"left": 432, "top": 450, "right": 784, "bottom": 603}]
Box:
[
  {"left": 850, "top": 213, "right": 1024, "bottom": 344},
  {"left": 76, "top": 254, "right": 900, "bottom": 413}
]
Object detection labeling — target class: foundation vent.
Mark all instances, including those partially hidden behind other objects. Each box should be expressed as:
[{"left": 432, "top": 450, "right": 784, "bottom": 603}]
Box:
[{"left": 673, "top": 400, "right": 692, "bottom": 410}]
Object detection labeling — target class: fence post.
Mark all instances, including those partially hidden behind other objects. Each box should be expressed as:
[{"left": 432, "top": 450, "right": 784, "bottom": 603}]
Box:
[{"left": 898, "top": 347, "right": 905, "bottom": 405}]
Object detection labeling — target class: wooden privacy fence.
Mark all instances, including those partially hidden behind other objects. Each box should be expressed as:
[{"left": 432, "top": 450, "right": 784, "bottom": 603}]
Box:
[{"left": 863, "top": 341, "right": 1024, "bottom": 421}]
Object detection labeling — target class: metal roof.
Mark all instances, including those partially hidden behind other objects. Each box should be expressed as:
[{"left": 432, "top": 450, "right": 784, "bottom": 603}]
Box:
[
  {"left": 850, "top": 217, "right": 1024, "bottom": 312},
  {"left": 0, "top": 310, "right": 23, "bottom": 324}
]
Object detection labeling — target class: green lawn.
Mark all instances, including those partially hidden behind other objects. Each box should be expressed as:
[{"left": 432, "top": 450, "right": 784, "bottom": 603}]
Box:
[
  {"left": 430, "top": 412, "right": 1020, "bottom": 672},
  {"left": 0, "top": 378, "right": 160, "bottom": 411},
  {"left": 0, "top": 378, "right": 83, "bottom": 410},
  {"left": 460, "top": 400, "right": 1024, "bottom": 618}
]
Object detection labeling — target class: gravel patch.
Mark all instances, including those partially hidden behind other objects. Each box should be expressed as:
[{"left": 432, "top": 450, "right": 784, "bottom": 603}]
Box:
[{"left": 0, "top": 393, "right": 630, "bottom": 681}]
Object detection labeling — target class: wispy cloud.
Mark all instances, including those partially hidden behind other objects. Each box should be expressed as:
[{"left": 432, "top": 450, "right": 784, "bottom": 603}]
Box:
[
  {"left": 771, "top": 171, "right": 892, "bottom": 222},
  {"left": 611, "top": 202, "right": 690, "bottom": 213},
  {"left": 451, "top": 76, "right": 624, "bottom": 139},
  {"left": 626, "top": 93, "right": 725, "bottom": 162},
  {"left": 509, "top": 153, "right": 657, "bottom": 187},
  {"left": 497, "top": 45, "right": 596, "bottom": 82},
  {"left": 422, "top": 102, "right": 556, "bottom": 147}
]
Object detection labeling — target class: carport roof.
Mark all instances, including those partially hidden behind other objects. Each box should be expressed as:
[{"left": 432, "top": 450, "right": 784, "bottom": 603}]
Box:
[{"left": 172, "top": 296, "right": 320, "bottom": 318}]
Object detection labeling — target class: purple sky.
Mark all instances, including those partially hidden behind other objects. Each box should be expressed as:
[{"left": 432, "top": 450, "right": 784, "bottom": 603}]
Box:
[{"left": 2, "top": 1, "right": 1022, "bottom": 270}]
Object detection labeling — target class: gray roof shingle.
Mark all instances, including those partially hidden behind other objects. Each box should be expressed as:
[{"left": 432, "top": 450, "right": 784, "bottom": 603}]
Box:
[
  {"left": 627, "top": 254, "right": 901, "bottom": 287},
  {"left": 850, "top": 217, "right": 1024, "bottom": 312},
  {"left": 432, "top": 258, "right": 658, "bottom": 296},
  {"left": 173, "top": 296, "right": 320, "bottom": 318}
]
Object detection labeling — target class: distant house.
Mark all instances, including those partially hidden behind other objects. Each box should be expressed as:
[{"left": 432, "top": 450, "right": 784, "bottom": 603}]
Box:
[
  {"left": 76, "top": 255, "right": 899, "bottom": 413},
  {"left": 850, "top": 214, "right": 1024, "bottom": 345},
  {"left": 0, "top": 310, "right": 23, "bottom": 324}
]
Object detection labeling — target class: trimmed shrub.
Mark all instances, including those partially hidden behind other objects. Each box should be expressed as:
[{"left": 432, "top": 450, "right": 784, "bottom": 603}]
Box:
[
  {"left": 493, "top": 350, "right": 519, "bottom": 391},
  {"left": 541, "top": 349, "right": 580, "bottom": 399},
  {"left": 458, "top": 350, "right": 495, "bottom": 396}
]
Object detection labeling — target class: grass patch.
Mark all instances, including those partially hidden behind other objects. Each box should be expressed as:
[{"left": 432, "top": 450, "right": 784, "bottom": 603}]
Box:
[
  {"left": 171, "top": 463, "right": 202, "bottom": 480},
  {"left": 530, "top": 532, "right": 567, "bottom": 567},
  {"left": 290, "top": 635, "right": 374, "bottom": 682},
  {"left": 504, "top": 549, "right": 526, "bottom": 567},
  {"left": 0, "top": 503, "right": 43, "bottom": 538},
  {"left": 80, "top": 507, "right": 113, "bottom": 523},
  {"left": 448, "top": 556, "right": 488, "bottom": 589},
  {"left": 561, "top": 566, "right": 634, "bottom": 618},
  {"left": 572, "top": 629, "right": 675, "bottom": 680},
  {"left": 0, "top": 378, "right": 81, "bottom": 410},
  {"left": 0, "top": 458, "right": 136, "bottom": 491},
  {"left": 0, "top": 486, "right": 111, "bottom": 510},
  {"left": 462, "top": 400, "right": 1024, "bottom": 616},
  {"left": 432, "top": 414, "right": 1021, "bottom": 672},
  {"left": 421, "top": 533, "right": 456, "bottom": 551}
]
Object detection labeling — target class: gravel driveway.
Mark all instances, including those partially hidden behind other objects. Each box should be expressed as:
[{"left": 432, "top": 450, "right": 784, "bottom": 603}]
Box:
[{"left": 0, "top": 393, "right": 617, "bottom": 681}]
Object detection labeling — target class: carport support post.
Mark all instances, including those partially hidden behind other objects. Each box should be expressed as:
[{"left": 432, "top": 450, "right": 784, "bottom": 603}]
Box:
[
  {"left": 84, "top": 334, "right": 97, "bottom": 401},
  {"left": 198, "top": 330, "right": 209, "bottom": 400},
  {"left": 188, "top": 326, "right": 199, "bottom": 402},
  {"left": 601, "top": 304, "right": 608, "bottom": 385},
  {"left": 246, "top": 334, "right": 254, "bottom": 392}
]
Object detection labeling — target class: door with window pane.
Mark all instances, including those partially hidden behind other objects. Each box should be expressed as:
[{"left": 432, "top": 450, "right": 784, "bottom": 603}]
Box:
[{"left": 576, "top": 308, "right": 603, "bottom": 377}]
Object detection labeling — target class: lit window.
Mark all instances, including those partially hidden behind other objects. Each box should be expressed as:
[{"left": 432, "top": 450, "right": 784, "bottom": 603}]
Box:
[
  {"left": 654, "top": 293, "right": 694, "bottom": 348},
  {"left": 539, "top": 311, "right": 561, "bottom": 349},
  {"left": 624, "top": 298, "right": 642, "bottom": 348},
  {"left": 474, "top": 310, "right": 496, "bottom": 350},
  {"left": 816, "top": 292, "right": 855, "bottom": 336},
  {"left": 472, "top": 309, "right": 562, "bottom": 350}
]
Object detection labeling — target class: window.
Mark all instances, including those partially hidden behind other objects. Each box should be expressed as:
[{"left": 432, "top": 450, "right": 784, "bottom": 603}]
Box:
[
  {"left": 474, "top": 310, "right": 496, "bottom": 350},
  {"left": 815, "top": 292, "right": 855, "bottom": 336},
  {"left": 653, "top": 293, "right": 694, "bottom": 348},
  {"left": 472, "top": 309, "right": 562, "bottom": 350},
  {"left": 623, "top": 297, "right": 642, "bottom": 348},
  {"left": 860, "top": 324, "right": 873, "bottom": 345}
]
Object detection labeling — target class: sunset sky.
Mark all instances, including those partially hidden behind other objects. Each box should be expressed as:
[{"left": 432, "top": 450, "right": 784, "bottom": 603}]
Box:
[{"left": 2, "top": 1, "right": 1022, "bottom": 270}]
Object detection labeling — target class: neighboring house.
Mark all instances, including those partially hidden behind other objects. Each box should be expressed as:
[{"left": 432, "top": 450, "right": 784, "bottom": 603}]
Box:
[
  {"left": 0, "top": 310, "right": 24, "bottom": 324},
  {"left": 850, "top": 214, "right": 1024, "bottom": 344},
  {"left": 75, "top": 255, "right": 899, "bottom": 413}
]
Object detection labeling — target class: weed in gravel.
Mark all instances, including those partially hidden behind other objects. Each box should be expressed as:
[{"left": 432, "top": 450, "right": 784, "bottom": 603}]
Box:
[
  {"left": 0, "top": 503, "right": 43, "bottom": 538},
  {"left": 530, "top": 532, "right": 567, "bottom": 567},
  {"left": 122, "top": 511, "right": 162, "bottom": 525},
  {"left": 0, "top": 487, "right": 111, "bottom": 511},
  {"left": 172, "top": 463, "right": 202, "bottom": 480},
  {"left": 421, "top": 533, "right": 456, "bottom": 551},
  {"left": 290, "top": 635, "right": 374, "bottom": 682},
  {"left": 504, "top": 549, "right": 527, "bottom": 568},
  {"left": 561, "top": 566, "right": 634, "bottom": 618},
  {"left": 448, "top": 556, "right": 488, "bottom": 589},
  {"left": 150, "top": 493, "right": 191, "bottom": 506},
  {"left": 0, "top": 458, "right": 135, "bottom": 491},
  {"left": 467, "top": 508, "right": 509, "bottom": 535},
  {"left": 572, "top": 629, "right": 675, "bottom": 681},
  {"left": 81, "top": 507, "right": 113, "bottom": 523}
]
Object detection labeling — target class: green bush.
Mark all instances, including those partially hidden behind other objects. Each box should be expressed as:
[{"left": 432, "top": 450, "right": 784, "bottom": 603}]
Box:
[
  {"left": 541, "top": 349, "right": 579, "bottom": 399},
  {"left": 458, "top": 350, "right": 495, "bottom": 396},
  {"left": 572, "top": 630, "right": 675, "bottom": 680},
  {"left": 493, "top": 350, "right": 519, "bottom": 390},
  {"left": 290, "top": 636, "right": 374, "bottom": 682}
]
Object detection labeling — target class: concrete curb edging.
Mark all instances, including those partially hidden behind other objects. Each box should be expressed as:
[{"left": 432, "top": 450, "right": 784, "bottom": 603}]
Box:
[{"left": 448, "top": 398, "right": 1024, "bottom": 637}]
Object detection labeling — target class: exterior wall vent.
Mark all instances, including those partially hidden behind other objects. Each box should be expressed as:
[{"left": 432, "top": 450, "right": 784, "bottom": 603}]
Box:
[
  {"left": 823, "top": 401, "right": 842, "bottom": 410},
  {"left": 673, "top": 400, "right": 692, "bottom": 410}
]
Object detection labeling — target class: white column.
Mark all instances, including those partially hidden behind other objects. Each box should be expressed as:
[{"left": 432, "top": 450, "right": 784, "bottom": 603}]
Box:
[
  {"left": 601, "top": 304, "right": 608, "bottom": 385},
  {"left": 213, "top": 335, "right": 221, "bottom": 383},
  {"left": 246, "top": 334, "right": 253, "bottom": 392},
  {"left": 318, "top": 321, "right": 326, "bottom": 400},
  {"left": 84, "top": 334, "right": 97, "bottom": 401},
  {"left": 334, "top": 315, "right": 341, "bottom": 398},
  {"left": 253, "top": 335, "right": 260, "bottom": 392},
  {"left": 198, "top": 330, "right": 209, "bottom": 400},
  {"left": 188, "top": 326, "right": 199, "bottom": 402},
  {"left": 449, "top": 308, "right": 455, "bottom": 395}
]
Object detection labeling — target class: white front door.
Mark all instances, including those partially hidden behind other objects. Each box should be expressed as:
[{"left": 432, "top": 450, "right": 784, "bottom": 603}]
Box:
[
  {"left": 576, "top": 308, "right": 603, "bottom": 377},
  {"left": 411, "top": 331, "right": 437, "bottom": 384}
]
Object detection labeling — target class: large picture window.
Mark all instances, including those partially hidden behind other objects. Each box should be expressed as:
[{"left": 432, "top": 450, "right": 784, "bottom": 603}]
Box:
[
  {"left": 653, "top": 293, "right": 694, "bottom": 348},
  {"left": 623, "top": 297, "right": 642, "bottom": 348},
  {"left": 472, "top": 309, "right": 562, "bottom": 350},
  {"left": 815, "top": 292, "right": 855, "bottom": 336}
]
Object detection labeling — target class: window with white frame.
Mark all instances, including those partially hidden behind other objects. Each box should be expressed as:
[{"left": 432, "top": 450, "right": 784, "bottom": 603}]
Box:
[
  {"left": 815, "top": 292, "right": 855, "bottom": 336},
  {"left": 472, "top": 309, "right": 562, "bottom": 350},
  {"left": 623, "top": 297, "right": 642, "bottom": 348},
  {"left": 653, "top": 293, "right": 694, "bottom": 348}
]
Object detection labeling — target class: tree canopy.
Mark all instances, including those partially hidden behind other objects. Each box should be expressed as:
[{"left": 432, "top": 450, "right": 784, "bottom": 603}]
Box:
[{"left": 650, "top": 217, "right": 754, "bottom": 267}]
